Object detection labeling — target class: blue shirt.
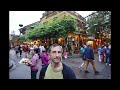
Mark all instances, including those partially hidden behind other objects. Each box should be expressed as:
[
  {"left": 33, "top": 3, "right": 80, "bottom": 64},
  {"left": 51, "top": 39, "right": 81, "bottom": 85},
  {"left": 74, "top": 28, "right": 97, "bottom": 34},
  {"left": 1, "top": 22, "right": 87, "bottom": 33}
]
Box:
[{"left": 98, "top": 47, "right": 101, "bottom": 55}]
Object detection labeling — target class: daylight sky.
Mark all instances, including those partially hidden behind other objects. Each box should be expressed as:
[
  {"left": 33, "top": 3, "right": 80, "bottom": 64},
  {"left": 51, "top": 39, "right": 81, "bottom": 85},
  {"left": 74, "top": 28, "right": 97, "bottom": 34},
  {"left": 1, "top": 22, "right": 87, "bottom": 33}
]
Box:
[{"left": 9, "top": 11, "right": 95, "bottom": 35}]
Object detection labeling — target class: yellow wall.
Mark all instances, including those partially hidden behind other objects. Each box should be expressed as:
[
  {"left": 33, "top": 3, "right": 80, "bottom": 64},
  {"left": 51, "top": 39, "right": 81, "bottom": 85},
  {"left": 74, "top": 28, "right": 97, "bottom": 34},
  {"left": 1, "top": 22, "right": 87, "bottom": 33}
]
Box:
[{"left": 87, "top": 41, "right": 94, "bottom": 48}]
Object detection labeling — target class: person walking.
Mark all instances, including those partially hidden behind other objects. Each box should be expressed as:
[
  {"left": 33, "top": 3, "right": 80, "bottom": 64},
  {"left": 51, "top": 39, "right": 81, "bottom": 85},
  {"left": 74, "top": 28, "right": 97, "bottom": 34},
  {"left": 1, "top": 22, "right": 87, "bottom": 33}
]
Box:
[
  {"left": 30, "top": 44, "right": 34, "bottom": 57},
  {"left": 63, "top": 49, "right": 68, "bottom": 60},
  {"left": 18, "top": 45, "right": 23, "bottom": 57},
  {"left": 84, "top": 43, "right": 99, "bottom": 75},
  {"left": 100, "top": 45, "right": 104, "bottom": 63},
  {"left": 105, "top": 45, "right": 111, "bottom": 66},
  {"left": 23, "top": 45, "right": 29, "bottom": 58},
  {"left": 14, "top": 45, "right": 19, "bottom": 57},
  {"left": 98, "top": 45, "right": 102, "bottom": 62},
  {"left": 79, "top": 45, "right": 86, "bottom": 70}
]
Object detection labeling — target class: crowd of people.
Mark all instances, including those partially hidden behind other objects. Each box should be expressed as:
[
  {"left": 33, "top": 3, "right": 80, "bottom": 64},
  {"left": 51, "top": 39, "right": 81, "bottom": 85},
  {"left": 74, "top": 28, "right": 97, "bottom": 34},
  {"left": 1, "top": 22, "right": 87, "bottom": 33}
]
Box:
[
  {"left": 9, "top": 42, "right": 111, "bottom": 79},
  {"left": 79, "top": 42, "right": 111, "bottom": 74},
  {"left": 10, "top": 43, "right": 76, "bottom": 79},
  {"left": 97, "top": 43, "right": 111, "bottom": 66}
]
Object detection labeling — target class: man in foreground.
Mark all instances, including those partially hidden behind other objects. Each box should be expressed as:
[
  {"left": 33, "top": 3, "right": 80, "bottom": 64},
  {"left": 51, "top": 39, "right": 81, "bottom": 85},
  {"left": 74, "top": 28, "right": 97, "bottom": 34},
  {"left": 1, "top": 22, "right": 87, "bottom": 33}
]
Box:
[{"left": 39, "top": 44, "right": 76, "bottom": 79}]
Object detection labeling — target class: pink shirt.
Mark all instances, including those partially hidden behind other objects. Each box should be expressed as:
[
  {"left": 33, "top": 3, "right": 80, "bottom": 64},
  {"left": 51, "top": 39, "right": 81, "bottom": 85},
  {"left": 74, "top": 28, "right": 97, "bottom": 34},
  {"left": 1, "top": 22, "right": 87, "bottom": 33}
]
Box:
[
  {"left": 63, "top": 52, "right": 68, "bottom": 56},
  {"left": 31, "top": 54, "right": 39, "bottom": 71},
  {"left": 40, "top": 52, "right": 49, "bottom": 65}
]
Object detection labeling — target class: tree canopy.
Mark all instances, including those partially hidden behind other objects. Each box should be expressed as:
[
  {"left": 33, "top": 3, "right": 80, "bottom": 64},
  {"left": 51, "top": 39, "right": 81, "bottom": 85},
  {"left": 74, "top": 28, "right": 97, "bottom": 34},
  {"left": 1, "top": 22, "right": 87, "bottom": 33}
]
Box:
[
  {"left": 21, "top": 15, "right": 77, "bottom": 41},
  {"left": 86, "top": 11, "right": 111, "bottom": 38}
]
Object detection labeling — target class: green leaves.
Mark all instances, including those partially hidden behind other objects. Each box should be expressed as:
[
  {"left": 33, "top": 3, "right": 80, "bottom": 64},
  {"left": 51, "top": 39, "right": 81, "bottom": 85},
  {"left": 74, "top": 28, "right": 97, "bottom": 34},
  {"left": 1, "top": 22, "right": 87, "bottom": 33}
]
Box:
[
  {"left": 22, "top": 15, "right": 77, "bottom": 41},
  {"left": 86, "top": 11, "right": 111, "bottom": 37},
  {"left": 19, "top": 35, "right": 26, "bottom": 42}
]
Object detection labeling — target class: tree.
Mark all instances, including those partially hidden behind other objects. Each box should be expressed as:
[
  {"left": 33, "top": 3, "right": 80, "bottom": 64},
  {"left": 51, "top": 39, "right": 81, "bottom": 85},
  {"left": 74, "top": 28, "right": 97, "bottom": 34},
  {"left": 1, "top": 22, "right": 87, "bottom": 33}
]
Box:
[
  {"left": 19, "top": 35, "right": 26, "bottom": 43},
  {"left": 25, "top": 15, "right": 77, "bottom": 42},
  {"left": 86, "top": 11, "right": 111, "bottom": 41}
]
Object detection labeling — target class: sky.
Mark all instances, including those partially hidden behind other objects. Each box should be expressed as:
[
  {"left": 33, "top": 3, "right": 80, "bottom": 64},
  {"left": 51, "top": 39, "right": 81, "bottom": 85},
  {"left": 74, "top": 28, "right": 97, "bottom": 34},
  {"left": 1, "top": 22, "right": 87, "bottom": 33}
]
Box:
[{"left": 9, "top": 11, "right": 95, "bottom": 35}]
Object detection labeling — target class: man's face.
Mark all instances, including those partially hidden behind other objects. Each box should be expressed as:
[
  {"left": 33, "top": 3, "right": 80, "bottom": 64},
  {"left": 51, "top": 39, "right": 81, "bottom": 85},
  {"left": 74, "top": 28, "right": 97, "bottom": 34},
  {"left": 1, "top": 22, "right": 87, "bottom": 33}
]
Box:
[{"left": 49, "top": 46, "right": 62, "bottom": 64}]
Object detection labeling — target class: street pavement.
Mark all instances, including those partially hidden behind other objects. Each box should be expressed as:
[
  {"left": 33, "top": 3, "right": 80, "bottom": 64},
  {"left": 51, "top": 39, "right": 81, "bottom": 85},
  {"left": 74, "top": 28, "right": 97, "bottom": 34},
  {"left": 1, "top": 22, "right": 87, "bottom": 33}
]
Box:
[
  {"left": 62, "top": 54, "right": 111, "bottom": 79},
  {"left": 9, "top": 49, "right": 111, "bottom": 79},
  {"left": 9, "top": 49, "right": 42, "bottom": 79},
  {"left": 9, "top": 49, "right": 31, "bottom": 79}
]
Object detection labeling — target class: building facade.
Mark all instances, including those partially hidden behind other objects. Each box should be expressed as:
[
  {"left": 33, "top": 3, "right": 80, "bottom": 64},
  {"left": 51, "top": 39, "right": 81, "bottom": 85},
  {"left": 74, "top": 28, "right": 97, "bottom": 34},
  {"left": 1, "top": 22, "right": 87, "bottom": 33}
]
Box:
[
  {"left": 9, "top": 34, "right": 20, "bottom": 47},
  {"left": 19, "top": 11, "right": 87, "bottom": 52}
]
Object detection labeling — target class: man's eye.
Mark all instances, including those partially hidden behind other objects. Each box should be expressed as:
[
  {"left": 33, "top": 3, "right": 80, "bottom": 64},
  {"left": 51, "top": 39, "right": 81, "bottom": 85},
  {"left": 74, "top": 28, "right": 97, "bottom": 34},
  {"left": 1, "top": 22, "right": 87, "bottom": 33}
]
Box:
[
  {"left": 58, "top": 51, "right": 62, "bottom": 53},
  {"left": 52, "top": 51, "right": 56, "bottom": 53}
]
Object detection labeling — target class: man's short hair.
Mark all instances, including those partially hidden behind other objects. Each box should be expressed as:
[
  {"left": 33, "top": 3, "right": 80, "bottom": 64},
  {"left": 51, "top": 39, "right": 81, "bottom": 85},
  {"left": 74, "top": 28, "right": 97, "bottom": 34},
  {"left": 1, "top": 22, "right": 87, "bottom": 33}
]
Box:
[
  {"left": 47, "top": 43, "right": 63, "bottom": 53},
  {"left": 86, "top": 42, "right": 90, "bottom": 46},
  {"left": 34, "top": 48, "right": 39, "bottom": 53}
]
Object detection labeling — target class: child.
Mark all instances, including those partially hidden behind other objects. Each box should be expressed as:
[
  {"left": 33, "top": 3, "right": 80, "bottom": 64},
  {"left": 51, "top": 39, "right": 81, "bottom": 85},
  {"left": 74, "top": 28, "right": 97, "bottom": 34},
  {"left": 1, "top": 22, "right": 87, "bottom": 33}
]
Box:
[{"left": 63, "top": 49, "right": 68, "bottom": 60}]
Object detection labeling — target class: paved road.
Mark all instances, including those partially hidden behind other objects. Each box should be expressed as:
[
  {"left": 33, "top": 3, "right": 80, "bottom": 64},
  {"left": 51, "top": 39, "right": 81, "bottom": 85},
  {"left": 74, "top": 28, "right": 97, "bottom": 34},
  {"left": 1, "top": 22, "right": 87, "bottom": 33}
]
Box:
[
  {"left": 9, "top": 49, "right": 42, "bottom": 79},
  {"left": 62, "top": 54, "right": 111, "bottom": 79},
  {"left": 9, "top": 49, "right": 111, "bottom": 79}
]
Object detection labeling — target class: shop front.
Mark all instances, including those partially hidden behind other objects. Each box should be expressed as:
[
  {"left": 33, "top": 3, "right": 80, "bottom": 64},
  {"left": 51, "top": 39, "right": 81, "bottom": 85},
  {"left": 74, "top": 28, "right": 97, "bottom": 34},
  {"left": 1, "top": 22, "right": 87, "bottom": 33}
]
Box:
[
  {"left": 87, "top": 36, "right": 95, "bottom": 48},
  {"left": 67, "top": 33, "right": 87, "bottom": 53},
  {"left": 25, "top": 32, "right": 87, "bottom": 53}
]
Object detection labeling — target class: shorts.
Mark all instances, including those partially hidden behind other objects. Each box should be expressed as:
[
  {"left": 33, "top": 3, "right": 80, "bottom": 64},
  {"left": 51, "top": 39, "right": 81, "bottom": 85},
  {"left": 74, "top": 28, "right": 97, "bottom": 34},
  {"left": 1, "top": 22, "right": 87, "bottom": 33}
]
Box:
[{"left": 86, "top": 59, "right": 94, "bottom": 62}]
